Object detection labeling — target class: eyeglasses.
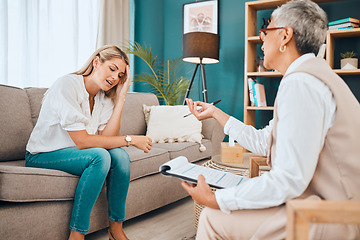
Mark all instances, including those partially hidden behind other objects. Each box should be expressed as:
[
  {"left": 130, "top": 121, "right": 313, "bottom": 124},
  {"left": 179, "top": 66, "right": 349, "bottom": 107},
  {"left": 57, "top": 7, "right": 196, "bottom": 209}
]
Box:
[{"left": 259, "top": 27, "right": 285, "bottom": 42}]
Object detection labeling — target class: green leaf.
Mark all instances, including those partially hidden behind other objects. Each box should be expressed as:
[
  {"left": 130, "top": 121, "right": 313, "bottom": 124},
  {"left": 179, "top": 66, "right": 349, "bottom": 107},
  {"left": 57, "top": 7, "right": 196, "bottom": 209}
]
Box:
[
  {"left": 340, "top": 51, "right": 357, "bottom": 59},
  {"left": 124, "top": 42, "right": 191, "bottom": 105}
]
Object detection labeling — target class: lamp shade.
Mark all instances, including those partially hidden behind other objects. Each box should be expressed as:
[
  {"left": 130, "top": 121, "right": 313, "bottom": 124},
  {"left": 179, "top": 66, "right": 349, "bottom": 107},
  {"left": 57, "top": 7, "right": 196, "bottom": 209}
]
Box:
[{"left": 183, "top": 32, "right": 220, "bottom": 64}]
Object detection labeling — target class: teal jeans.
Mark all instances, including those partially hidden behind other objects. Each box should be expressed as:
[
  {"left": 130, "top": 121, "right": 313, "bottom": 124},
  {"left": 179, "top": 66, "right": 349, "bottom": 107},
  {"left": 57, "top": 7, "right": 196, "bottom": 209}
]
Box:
[{"left": 25, "top": 147, "right": 130, "bottom": 234}]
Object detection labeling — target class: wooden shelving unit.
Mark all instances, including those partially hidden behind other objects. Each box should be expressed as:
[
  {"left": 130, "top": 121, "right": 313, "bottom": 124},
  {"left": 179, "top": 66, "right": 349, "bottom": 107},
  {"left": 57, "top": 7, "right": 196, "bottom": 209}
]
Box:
[
  {"left": 326, "top": 28, "right": 360, "bottom": 75},
  {"left": 244, "top": 0, "right": 357, "bottom": 127}
]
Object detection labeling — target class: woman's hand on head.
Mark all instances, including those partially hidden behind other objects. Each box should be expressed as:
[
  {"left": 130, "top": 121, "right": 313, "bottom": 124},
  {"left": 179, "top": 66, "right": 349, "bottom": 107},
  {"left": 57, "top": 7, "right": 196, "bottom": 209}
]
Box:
[
  {"left": 130, "top": 135, "right": 153, "bottom": 153},
  {"left": 186, "top": 98, "right": 216, "bottom": 121},
  {"left": 116, "top": 65, "right": 131, "bottom": 102}
]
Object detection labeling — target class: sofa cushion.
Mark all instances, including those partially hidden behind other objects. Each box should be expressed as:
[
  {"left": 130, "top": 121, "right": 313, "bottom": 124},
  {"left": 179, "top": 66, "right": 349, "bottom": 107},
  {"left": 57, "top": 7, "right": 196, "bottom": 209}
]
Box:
[
  {"left": 120, "top": 92, "right": 159, "bottom": 136},
  {"left": 123, "top": 146, "right": 170, "bottom": 181},
  {"left": 0, "top": 160, "right": 79, "bottom": 202},
  {"left": 123, "top": 140, "right": 212, "bottom": 181},
  {"left": 143, "top": 105, "right": 205, "bottom": 151},
  {"left": 0, "top": 147, "right": 171, "bottom": 202},
  {"left": 25, "top": 87, "right": 47, "bottom": 126},
  {"left": 154, "top": 139, "right": 212, "bottom": 163},
  {"left": 0, "top": 139, "right": 211, "bottom": 202},
  {"left": 0, "top": 145, "right": 170, "bottom": 202},
  {"left": 0, "top": 85, "right": 34, "bottom": 162}
]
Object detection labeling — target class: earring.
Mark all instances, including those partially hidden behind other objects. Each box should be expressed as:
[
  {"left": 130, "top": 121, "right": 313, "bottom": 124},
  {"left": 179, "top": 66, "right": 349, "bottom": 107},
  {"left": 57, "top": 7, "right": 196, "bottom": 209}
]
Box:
[{"left": 280, "top": 45, "right": 286, "bottom": 53}]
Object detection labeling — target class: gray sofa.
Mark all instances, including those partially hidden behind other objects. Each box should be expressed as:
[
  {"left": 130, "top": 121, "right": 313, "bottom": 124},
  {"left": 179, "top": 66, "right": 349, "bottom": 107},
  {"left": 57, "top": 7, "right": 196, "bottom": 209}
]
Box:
[{"left": 0, "top": 84, "right": 224, "bottom": 239}]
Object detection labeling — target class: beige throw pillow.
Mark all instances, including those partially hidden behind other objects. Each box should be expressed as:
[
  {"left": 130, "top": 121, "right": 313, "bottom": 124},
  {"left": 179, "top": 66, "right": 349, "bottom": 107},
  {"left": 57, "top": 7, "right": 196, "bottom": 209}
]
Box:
[{"left": 143, "top": 105, "right": 206, "bottom": 151}]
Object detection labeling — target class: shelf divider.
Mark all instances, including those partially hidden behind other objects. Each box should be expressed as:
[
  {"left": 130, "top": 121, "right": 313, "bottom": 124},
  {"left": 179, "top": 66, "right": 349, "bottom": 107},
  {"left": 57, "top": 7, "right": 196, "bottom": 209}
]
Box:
[
  {"left": 333, "top": 69, "right": 360, "bottom": 75},
  {"left": 247, "top": 106, "right": 274, "bottom": 111},
  {"left": 247, "top": 72, "right": 283, "bottom": 77}
]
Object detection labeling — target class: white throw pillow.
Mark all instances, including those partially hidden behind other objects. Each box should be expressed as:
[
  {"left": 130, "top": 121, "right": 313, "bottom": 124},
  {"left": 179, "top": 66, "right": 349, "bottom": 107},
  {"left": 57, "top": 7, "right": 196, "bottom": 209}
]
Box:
[{"left": 143, "top": 105, "right": 206, "bottom": 151}]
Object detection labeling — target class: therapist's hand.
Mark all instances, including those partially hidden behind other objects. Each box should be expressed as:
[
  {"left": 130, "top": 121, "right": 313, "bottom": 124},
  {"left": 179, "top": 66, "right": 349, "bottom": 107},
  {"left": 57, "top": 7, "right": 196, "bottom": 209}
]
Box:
[
  {"left": 181, "top": 175, "right": 220, "bottom": 209},
  {"left": 185, "top": 98, "right": 216, "bottom": 121},
  {"left": 185, "top": 98, "right": 231, "bottom": 128}
]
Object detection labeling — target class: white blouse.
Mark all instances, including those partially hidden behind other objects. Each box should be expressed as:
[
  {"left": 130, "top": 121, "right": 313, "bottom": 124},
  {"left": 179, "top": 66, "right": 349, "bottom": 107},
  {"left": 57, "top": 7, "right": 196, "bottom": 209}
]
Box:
[
  {"left": 26, "top": 74, "right": 114, "bottom": 154},
  {"left": 215, "top": 54, "right": 337, "bottom": 213}
]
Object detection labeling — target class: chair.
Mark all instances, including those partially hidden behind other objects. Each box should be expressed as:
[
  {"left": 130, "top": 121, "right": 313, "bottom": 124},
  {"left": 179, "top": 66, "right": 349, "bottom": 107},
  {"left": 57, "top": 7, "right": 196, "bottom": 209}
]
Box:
[
  {"left": 248, "top": 156, "right": 268, "bottom": 178},
  {"left": 249, "top": 156, "right": 360, "bottom": 240}
]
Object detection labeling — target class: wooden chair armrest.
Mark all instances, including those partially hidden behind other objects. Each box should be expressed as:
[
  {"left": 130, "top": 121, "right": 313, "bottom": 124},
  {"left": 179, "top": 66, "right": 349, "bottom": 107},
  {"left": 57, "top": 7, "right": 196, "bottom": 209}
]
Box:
[
  {"left": 249, "top": 156, "right": 268, "bottom": 178},
  {"left": 286, "top": 199, "right": 360, "bottom": 240}
]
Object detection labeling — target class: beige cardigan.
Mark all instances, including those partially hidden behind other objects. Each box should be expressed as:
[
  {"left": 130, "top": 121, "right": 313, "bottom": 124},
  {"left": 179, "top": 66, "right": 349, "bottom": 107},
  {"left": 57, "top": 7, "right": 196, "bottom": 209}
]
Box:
[{"left": 267, "top": 57, "right": 360, "bottom": 239}]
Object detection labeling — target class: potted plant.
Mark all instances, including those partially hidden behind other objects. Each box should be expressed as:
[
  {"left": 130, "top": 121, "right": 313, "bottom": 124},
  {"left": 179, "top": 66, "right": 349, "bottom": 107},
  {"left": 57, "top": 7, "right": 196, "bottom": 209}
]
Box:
[
  {"left": 340, "top": 51, "right": 358, "bottom": 69},
  {"left": 125, "top": 42, "right": 190, "bottom": 105}
]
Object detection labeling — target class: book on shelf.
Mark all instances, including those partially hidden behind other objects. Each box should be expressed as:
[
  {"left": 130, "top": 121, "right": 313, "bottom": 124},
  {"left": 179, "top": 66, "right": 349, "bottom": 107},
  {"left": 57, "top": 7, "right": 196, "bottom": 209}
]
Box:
[
  {"left": 248, "top": 78, "right": 267, "bottom": 107},
  {"left": 248, "top": 78, "right": 255, "bottom": 106},
  {"left": 159, "top": 156, "right": 248, "bottom": 189},
  {"left": 252, "top": 80, "right": 258, "bottom": 106},
  {"left": 254, "top": 83, "right": 267, "bottom": 107},
  {"left": 328, "top": 17, "right": 359, "bottom": 26},
  {"left": 328, "top": 22, "right": 359, "bottom": 30},
  {"left": 338, "top": 26, "right": 356, "bottom": 30}
]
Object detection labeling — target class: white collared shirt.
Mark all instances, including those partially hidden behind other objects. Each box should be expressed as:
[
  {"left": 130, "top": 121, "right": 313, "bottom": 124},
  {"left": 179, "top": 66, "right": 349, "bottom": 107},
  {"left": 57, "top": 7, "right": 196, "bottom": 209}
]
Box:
[
  {"left": 215, "top": 54, "right": 336, "bottom": 213},
  {"left": 26, "top": 74, "right": 114, "bottom": 154}
]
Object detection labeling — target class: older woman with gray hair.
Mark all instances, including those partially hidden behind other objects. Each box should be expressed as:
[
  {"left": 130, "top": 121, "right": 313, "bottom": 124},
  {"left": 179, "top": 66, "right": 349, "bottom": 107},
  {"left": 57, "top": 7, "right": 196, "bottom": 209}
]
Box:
[{"left": 182, "top": 0, "right": 360, "bottom": 239}]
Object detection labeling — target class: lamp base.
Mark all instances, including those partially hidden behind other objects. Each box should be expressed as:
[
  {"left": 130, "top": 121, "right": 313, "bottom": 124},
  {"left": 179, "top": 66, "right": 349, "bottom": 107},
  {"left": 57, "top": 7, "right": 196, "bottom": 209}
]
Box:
[{"left": 183, "top": 63, "right": 208, "bottom": 104}]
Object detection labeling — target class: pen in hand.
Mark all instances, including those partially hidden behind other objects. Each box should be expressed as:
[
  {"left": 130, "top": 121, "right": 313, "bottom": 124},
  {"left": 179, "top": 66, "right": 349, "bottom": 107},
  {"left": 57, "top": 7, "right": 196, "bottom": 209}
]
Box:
[{"left": 183, "top": 100, "right": 221, "bottom": 118}]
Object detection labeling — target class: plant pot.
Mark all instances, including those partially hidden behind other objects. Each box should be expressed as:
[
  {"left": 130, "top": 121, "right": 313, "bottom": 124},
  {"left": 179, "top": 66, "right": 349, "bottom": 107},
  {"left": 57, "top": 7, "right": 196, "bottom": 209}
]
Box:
[{"left": 341, "top": 58, "right": 358, "bottom": 69}]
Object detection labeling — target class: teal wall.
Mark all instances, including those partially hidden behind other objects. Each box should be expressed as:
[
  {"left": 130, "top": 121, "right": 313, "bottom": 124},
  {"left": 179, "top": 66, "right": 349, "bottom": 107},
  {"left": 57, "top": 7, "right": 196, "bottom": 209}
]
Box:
[
  {"left": 134, "top": 0, "right": 360, "bottom": 128},
  {"left": 133, "top": 0, "right": 164, "bottom": 95}
]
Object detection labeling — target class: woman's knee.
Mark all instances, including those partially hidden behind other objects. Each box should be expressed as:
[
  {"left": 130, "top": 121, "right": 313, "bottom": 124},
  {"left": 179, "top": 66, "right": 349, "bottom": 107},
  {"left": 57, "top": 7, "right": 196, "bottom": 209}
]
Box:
[
  {"left": 87, "top": 148, "right": 111, "bottom": 172},
  {"left": 108, "top": 148, "right": 130, "bottom": 171}
]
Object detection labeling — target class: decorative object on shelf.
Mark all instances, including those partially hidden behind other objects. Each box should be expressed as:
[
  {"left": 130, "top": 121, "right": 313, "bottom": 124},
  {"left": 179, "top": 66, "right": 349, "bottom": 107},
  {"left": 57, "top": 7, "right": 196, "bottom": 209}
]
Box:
[
  {"left": 182, "top": 31, "right": 220, "bottom": 103},
  {"left": 257, "top": 56, "right": 266, "bottom": 72},
  {"left": 340, "top": 51, "right": 358, "bottom": 69},
  {"left": 326, "top": 28, "right": 360, "bottom": 74},
  {"left": 261, "top": 17, "right": 270, "bottom": 29},
  {"left": 317, "top": 43, "right": 326, "bottom": 59},
  {"left": 125, "top": 42, "right": 190, "bottom": 105},
  {"left": 183, "top": 0, "right": 218, "bottom": 34}
]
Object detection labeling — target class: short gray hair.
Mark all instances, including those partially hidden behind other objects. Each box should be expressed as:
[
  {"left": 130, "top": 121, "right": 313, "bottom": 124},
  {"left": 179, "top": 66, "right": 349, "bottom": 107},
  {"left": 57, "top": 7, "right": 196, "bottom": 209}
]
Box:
[{"left": 271, "top": 0, "right": 328, "bottom": 55}]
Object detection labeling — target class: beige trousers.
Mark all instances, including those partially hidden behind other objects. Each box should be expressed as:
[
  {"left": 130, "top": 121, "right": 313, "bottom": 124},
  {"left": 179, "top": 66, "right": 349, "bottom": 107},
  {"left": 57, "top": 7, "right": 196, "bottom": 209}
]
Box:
[
  {"left": 196, "top": 205, "right": 286, "bottom": 240},
  {"left": 196, "top": 203, "right": 360, "bottom": 240}
]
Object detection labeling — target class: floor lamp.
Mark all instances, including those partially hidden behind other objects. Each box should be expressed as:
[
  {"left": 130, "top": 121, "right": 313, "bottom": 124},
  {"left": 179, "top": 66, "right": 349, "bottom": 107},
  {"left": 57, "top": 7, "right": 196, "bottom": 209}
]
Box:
[{"left": 182, "top": 32, "right": 220, "bottom": 104}]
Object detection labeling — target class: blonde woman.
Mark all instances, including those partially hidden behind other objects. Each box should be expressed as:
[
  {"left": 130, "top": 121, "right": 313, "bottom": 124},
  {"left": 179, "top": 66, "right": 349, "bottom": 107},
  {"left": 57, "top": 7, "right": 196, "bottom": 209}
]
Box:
[{"left": 26, "top": 45, "right": 152, "bottom": 240}]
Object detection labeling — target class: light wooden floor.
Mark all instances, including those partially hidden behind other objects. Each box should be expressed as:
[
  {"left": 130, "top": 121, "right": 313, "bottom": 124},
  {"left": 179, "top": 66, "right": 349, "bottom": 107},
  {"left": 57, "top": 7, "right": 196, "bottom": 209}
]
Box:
[{"left": 87, "top": 197, "right": 197, "bottom": 240}]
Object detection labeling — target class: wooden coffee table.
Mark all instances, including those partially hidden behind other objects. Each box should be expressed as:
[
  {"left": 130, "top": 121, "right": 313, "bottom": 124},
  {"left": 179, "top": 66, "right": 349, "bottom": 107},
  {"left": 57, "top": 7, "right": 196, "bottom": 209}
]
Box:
[{"left": 209, "top": 153, "right": 270, "bottom": 176}]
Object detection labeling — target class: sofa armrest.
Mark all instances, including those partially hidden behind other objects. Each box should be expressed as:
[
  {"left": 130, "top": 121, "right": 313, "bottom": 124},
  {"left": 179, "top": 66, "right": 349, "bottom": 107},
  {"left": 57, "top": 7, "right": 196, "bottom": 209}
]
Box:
[{"left": 201, "top": 118, "right": 225, "bottom": 157}]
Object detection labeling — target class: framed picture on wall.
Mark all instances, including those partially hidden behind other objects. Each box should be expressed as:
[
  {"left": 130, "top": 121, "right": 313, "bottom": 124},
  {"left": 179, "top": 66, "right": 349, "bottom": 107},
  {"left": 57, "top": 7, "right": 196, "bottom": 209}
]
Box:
[{"left": 183, "top": 0, "right": 218, "bottom": 34}]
